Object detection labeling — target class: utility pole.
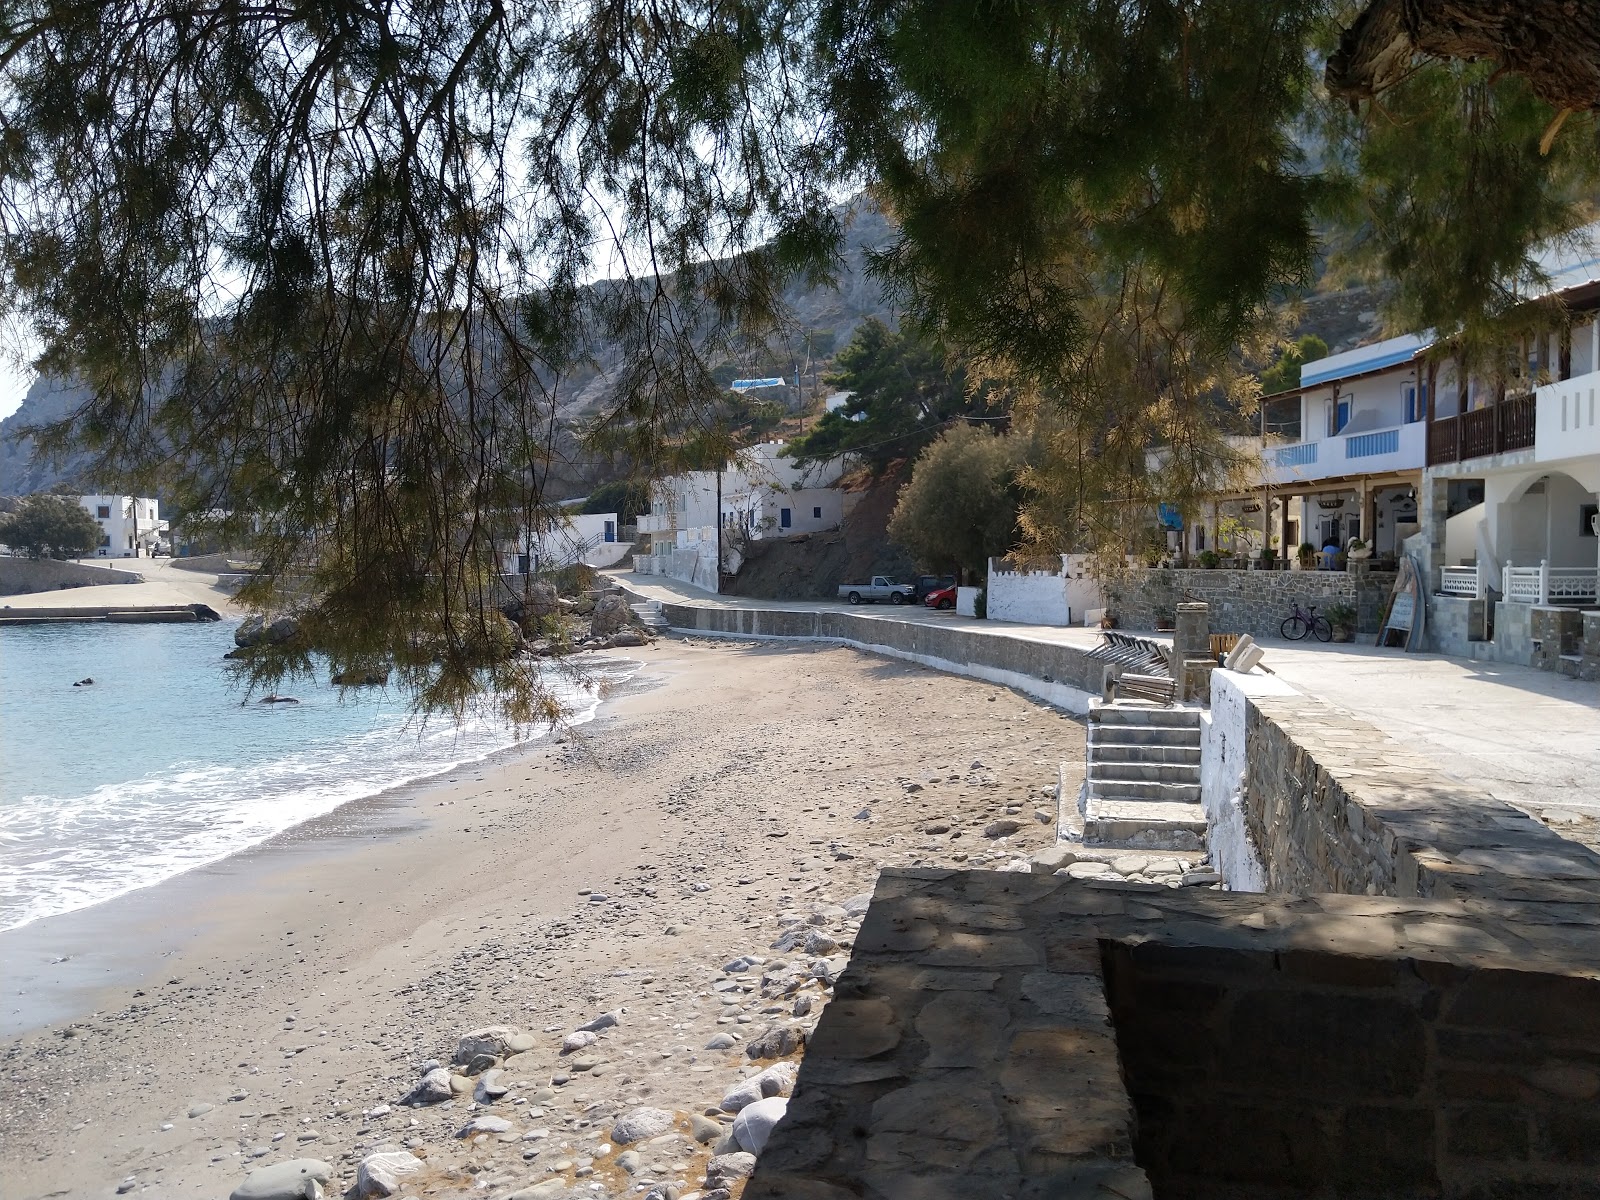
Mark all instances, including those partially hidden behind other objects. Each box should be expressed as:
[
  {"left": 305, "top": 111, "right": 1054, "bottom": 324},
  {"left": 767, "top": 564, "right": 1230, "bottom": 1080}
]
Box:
[{"left": 715, "top": 467, "right": 723, "bottom": 595}]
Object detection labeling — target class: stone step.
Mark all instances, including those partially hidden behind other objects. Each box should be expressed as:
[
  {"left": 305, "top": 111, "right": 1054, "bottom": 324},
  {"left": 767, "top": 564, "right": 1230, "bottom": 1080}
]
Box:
[
  {"left": 1088, "top": 761, "right": 1201, "bottom": 785},
  {"left": 1087, "top": 779, "right": 1202, "bottom": 804},
  {"left": 1083, "top": 798, "right": 1207, "bottom": 851},
  {"left": 1088, "top": 704, "right": 1199, "bottom": 728},
  {"left": 1087, "top": 742, "right": 1202, "bottom": 766},
  {"left": 1088, "top": 725, "right": 1201, "bottom": 748}
]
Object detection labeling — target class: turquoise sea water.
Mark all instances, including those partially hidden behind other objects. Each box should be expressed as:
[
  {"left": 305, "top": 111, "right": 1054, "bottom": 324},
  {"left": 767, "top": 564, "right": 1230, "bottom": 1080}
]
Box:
[{"left": 0, "top": 620, "right": 605, "bottom": 932}]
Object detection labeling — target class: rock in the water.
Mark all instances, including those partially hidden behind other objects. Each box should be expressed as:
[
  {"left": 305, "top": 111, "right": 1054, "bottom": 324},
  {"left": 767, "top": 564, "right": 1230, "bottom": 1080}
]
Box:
[
  {"left": 229, "top": 1159, "right": 332, "bottom": 1200},
  {"left": 455, "top": 1026, "right": 521, "bottom": 1063},
  {"left": 745, "top": 1023, "right": 805, "bottom": 1060},
  {"left": 458, "top": 1114, "right": 514, "bottom": 1137},
  {"left": 611, "top": 1106, "right": 675, "bottom": 1144},
  {"left": 984, "top": 818, "right": 1022, "bottom": 838},
  {"left": 731, "top": 1097, "right": 788, "bottom": 1154},
  {"left": 401, "top": 1067, "right": 453, "bottom": 1106},
  {"left": 706, "top": 1152, "right": 758, "bottom": 1187},
  {"left": 589, "top": 593, "right": 630, "bottom": 637},
  {"left": 356, "top": 1150, "right": 423, "bottom": 1197},
  {"left": 331, "top": 668, "right": 389, "bottom": 687}
]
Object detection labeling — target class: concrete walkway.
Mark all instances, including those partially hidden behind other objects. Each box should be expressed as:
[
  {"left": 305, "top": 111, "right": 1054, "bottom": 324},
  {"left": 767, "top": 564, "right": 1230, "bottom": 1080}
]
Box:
[
  {"left": 613, "top": 571, "right": 1600, "bottom": 827},
  {"left": 0, "top": 558, "right": 242, "bottom": 615}
]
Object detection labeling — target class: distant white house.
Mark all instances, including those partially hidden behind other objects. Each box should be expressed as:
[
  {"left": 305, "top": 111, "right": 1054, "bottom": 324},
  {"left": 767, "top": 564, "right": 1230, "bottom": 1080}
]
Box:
[
  {"left": 633, "top": 442, "right": 852, "bottom": 591},
  {"left": 499, "top": 508, "right": 630, "bottom": 575},
  {"left": 80, "top": 495, "right": 168, "bottom": 557}
]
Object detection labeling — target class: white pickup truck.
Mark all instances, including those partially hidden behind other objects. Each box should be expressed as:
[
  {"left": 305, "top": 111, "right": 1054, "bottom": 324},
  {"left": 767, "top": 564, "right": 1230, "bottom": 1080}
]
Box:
[{"left": 838, "top": 576, "right": 915, "bottom": 605}]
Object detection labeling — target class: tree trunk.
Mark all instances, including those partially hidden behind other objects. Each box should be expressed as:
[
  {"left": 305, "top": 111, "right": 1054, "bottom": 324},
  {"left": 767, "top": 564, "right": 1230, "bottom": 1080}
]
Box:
[{"left": 1328, "top": 0, "right": 1600, "bottom": 112}]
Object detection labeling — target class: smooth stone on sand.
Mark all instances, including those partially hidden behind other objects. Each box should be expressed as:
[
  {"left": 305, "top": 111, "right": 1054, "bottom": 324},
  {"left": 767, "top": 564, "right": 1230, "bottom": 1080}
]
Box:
[
  {"left": 187, "top": 1102, "right": 214, "bottom": 1118},
  {"left": 745, "top": 1023, "right": 805, "bottom": 1060},
  {"left": 458, "top": 1114, "right": 514, "bottom": 1137},
  {"left": 454, "top": 1026, "right": 522, "bottom": 1063},
  {"left": 703, "top": 1033, "right": 736, "bottom": 1050},
  {"left": 356, "top": 1150, "right": 424, "bottom": 1197},
  {"left": 577, "top": 1011, "right": 620, "bottom": 1033},
  {"left": 731, "top": 1097, "right": 788, "bottom": 1155},
  {"left": 690, "top": 1114, "right": 724, "bottom": 1143},
  {"left": 475, "top": 1069, "right": 509, "bottom": 1102},
  {"left": 611, "top": 1107, "right": 676, "bottom": 1144},
  {"left": 983, "top": 818, "right": 1022, "bottom": 838},
  {"left": 706, "top": 1151, "right": 758, "bottom": 1186},
  {"left": 229, "top": 1159, "right": 332, "bottom": 1200},
  {"left": 561, "top": 1029, "right": 598, "bottom": 1054},
  {"left": 401, "top": 1067, "right": 453, "bottom": 1106}
]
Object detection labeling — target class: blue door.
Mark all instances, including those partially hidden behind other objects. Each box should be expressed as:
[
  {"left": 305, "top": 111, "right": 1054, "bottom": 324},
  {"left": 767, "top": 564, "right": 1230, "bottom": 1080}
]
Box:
[
  {"left": 603, "top": 520, "right": 615, "bottom": 542},
  {"left": 780, "top": 508, "right": 792, "bottom": 528}
]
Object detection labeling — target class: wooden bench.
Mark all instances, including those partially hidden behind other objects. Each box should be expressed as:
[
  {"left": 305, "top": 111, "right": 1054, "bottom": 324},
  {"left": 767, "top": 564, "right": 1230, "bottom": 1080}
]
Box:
[{"left": 1112, "top": 672, "right": 1177, "bottom": 706}]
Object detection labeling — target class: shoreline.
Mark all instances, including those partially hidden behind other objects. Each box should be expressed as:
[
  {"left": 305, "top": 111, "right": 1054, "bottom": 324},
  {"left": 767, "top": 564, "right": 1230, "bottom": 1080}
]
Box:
[
  {"left": 0, "top": 650, "right": 649, "bottom": 1037},
  {"left": 0, "top": 638, "right": 1083, "bottom": 1200}
]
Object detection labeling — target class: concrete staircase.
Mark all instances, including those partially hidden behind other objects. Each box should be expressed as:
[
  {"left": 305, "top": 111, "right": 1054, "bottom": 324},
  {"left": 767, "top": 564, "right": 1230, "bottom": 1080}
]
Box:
[
  {"left": 1081, "top": 703, "right": 1205, "bottom": 851},
  {"left": 630, "top": 599, "right": 670, "bottom": 631}
]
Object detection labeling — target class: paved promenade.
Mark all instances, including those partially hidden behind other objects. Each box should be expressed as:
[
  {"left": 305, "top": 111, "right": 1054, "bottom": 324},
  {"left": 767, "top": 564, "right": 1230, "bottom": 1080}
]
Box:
[
  {"left": 0, "top": 558, "right": 241, "bottom": 615},
  {"left": 613, "top": 572, "right": 1600, "bottom": 829}
]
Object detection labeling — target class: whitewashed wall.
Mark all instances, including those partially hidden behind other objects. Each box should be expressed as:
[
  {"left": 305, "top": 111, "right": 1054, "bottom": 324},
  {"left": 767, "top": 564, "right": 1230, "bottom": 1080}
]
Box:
[
  {"left": 985, "top": 554, "right": 1105, "bottom": 626},
  {"left": 1200, "top": 670, "right": 1289, "bottom": 893}
]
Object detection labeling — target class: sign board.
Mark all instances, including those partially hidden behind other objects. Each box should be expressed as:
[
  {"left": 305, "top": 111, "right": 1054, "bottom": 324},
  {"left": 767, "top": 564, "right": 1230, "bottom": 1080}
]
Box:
[
  {"left": 730, "top": 378, "right": 785, "bottom": 391},
  {"left": 1377, "top": 553, "right": 1426, "bottom": 651}
]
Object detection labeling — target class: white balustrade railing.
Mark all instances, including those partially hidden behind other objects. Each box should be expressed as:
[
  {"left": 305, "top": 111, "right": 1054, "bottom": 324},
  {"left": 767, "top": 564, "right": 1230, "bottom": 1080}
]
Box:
[
  {"left": 1438, "top": 566, "right": 1480, "bottom": 598},
  {"left": 1501, "top": 560, "right": 1600, "bottom": 605}
]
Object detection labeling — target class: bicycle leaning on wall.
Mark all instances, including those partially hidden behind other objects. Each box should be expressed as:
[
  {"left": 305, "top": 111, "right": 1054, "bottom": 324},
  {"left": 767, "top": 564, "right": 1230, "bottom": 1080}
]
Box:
[{"left": 1281, "top": 600, "right": 1332, "bottom": 643}]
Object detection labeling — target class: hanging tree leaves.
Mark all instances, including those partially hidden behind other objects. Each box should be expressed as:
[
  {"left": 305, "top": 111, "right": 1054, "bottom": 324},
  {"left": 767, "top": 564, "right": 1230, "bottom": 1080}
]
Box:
[{"left": 3, "top": 0, "right": 1599, "bottom": 716}]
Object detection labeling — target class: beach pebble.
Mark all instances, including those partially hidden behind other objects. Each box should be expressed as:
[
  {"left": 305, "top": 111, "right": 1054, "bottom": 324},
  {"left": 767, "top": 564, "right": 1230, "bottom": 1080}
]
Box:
[
  {"left": 745, "top": 1024, "right": 805, "bottom": 1061},
  {"left": 611, "top": 1107, "right": 675, "bottom": 1144},
  {"left": 458, "top": 1114, "right": 514, "bottom": 1138},
  {"left": 561, "top": 1029, "right": 598, "bottom": 1054},
  {"left": 577, "top": 1010, "right": 620, "bottom": 1033},
  {"left": 983, "top": 819, "right": 1022, "bottom": 838},
  {"left": 853, "top": 809, "right": 871, "bottom": 821},
  {"left": 842, "top": 894, "right": 872, "bottom": 918},
  {"left": 401, "top": 1067, "right": 453, "bottom": 1106},
  {"left": 731, "top": 1097, "right": 788, "bottom": 1155},
  {"left": 356, "top": 1150, "right": 423, "bottom": 1197},
  {"left": 455, "top": 1026, "right": 522, "bottom": 1064},
  {"left": 703, "top": 1033, "right": 736, "bottom": 1050},
  {"left": 803, "top": 931, "right": 839, "bottom": 956},
  {"left": 615, "top": 1149, "right": 643, "bottom": 1174},
  {"left": 474, "top": 1069, "right": 509, "bottom": 1102},
  {"left": 229, "top": 1158, "right": 332, "bottom": 1200},
  {"left": 187, "top": 1102, "right": 213, "bottom": 1118},
  {"left": 706, "top": 1152, "right": 758, "bottom": 1188},
  {"left": 690, "top": 1114, "right": 724, "bottom": 1143},
  {"left": 721, "top": 1061, "right": 798, "bottom": 1112}
]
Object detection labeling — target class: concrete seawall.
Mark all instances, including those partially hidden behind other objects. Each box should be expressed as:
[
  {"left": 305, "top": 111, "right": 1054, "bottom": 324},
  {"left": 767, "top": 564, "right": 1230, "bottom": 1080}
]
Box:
[{"left": 622, "top": 587, "right": 1109, "bottom": 714}]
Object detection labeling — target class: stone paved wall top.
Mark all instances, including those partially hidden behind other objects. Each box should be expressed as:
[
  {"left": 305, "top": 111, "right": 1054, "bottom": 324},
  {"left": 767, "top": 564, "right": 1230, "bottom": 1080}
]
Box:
[
  {"left": 746, "top": 870, "right": 1600, "bottom": 1200},
  {"left": 1107, "top": 567, "right": 1397, "bottom": 640}
]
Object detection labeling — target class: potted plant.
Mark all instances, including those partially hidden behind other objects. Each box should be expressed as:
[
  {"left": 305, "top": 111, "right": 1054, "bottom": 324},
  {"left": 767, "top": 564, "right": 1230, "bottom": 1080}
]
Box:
[
  {"left": 1296, "top": 541, "right": 1318, "bottom": 571},
  {"left": 1197, "top": 549, "right": 1221, "bottom": 569},
  {"left": 1346, "top": 537, "right": 1372, "bottom": 561},
  {"left": 1255, "top": 546, "right": 1277, "bottom": 571},
  {"left": 1326, "top": 601, "right": 1357, "bottom": 642}
]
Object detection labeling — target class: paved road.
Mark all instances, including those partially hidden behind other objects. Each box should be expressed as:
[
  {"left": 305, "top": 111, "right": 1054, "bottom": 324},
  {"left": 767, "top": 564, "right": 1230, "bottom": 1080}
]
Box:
[
  {"left": 615, "top": 571, "right": 1600, "bottom": 826},
  {"left": 1, "top": 558, "right": 240, "bottom": 613}
]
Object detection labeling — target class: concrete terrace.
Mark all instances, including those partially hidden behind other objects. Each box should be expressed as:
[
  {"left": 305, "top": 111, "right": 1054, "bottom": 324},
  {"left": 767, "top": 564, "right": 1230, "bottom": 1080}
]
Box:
[{"left": 612, "top": 572, "right": 1600, "bottom": 833}]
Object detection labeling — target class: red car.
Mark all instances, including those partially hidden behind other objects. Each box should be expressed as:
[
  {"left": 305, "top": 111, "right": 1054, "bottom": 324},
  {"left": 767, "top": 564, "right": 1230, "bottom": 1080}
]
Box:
[{"left": 924, "top": 585, "right": 958, "bottom": 610}]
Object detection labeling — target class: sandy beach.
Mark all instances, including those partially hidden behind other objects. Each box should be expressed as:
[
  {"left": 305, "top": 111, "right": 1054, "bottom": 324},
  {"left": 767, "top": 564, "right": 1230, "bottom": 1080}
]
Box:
[{"left": 0, "top": 636, "right": 1087, "bottom": 1200}]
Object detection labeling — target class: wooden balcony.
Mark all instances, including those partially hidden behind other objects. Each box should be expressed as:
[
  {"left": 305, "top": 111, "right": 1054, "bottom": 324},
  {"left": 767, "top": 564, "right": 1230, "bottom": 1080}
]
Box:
[{"left": 1426, "top": 392, "right": 1536, "bottom": 465}]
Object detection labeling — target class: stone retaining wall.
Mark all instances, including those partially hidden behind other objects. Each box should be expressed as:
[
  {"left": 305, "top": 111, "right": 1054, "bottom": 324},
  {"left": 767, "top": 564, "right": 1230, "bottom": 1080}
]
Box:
[
  {"left": 1214, "top": 669, "right": 1600, "bottom": 904},
  {"left": 1107, "top": 567, "right": 1396, "bottom": 639},
  {"left": 627, "top": 590, "right": 1108, "bottom": 713},
  {"left": 0, "top": 556, "right": 141, "bottom": 595}
]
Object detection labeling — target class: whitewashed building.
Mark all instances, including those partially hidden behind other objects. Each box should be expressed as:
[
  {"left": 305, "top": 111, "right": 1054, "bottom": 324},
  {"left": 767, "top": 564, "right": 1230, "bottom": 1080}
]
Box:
[
  {"left": 500, "top": 508, "right": 629, "bottom": 575},
  {"left": 80, "top": 495, "right": 168, "bottom": 557},
  {"left": 633, "top": 442, "right": 851, "bottom": 591}
]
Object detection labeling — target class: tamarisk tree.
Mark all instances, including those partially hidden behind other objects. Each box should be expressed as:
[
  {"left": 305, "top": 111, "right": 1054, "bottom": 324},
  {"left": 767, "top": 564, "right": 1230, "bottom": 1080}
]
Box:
[{"left": 2, "top": 0, "right": 1597, "bottom": 716}]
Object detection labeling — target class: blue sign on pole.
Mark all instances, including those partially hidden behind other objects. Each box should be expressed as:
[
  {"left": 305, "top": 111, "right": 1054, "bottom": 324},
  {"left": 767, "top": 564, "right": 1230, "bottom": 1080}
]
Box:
[
  {"left": 1157, "top": 504, "right": 1183, "bottom": 530},
  {"left": 730, "top": 378, "right": 786, "bottom": 391}
]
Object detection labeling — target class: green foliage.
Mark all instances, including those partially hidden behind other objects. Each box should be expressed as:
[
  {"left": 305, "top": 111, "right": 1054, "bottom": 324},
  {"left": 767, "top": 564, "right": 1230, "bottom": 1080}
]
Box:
[
  {"left": 887, "top": 425, "right": 1030, "bottom": 579},
  {"left": 1, "top": 0, "right": 1595, "bottom": 717},
  {"left": 1197, "top": 550, "right": 1221, "bottom": 569},
  {"left": 784, "top": 319, "right": 983, "bottom": 472},
  {"left": 1260, "top": 334, "right": 1329, "bottom": 396},
  {"left": 581, "top": 481, "right": 650, "bottom": 523},
  {"left": 0, "top": 494, "right": 103, "bottom": 559},
  {"left": 1326, "top": 601, "right": 1357, "bottom": 625}
]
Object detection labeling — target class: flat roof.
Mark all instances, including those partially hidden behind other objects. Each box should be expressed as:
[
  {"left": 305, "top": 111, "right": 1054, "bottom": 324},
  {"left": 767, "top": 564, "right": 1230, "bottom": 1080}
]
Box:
[{"left": 1299, "top": 333, "right": 1431, "bottom": 388}]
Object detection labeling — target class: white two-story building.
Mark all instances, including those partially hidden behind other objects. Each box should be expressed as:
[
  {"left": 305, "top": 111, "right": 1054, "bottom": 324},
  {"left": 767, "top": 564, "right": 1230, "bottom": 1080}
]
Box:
[
  {"left": 633, "top": 442, "right": 850, "bottom": 591},
  {"left": 80, "top": 495, "right": 168, "bottom": 557}
]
